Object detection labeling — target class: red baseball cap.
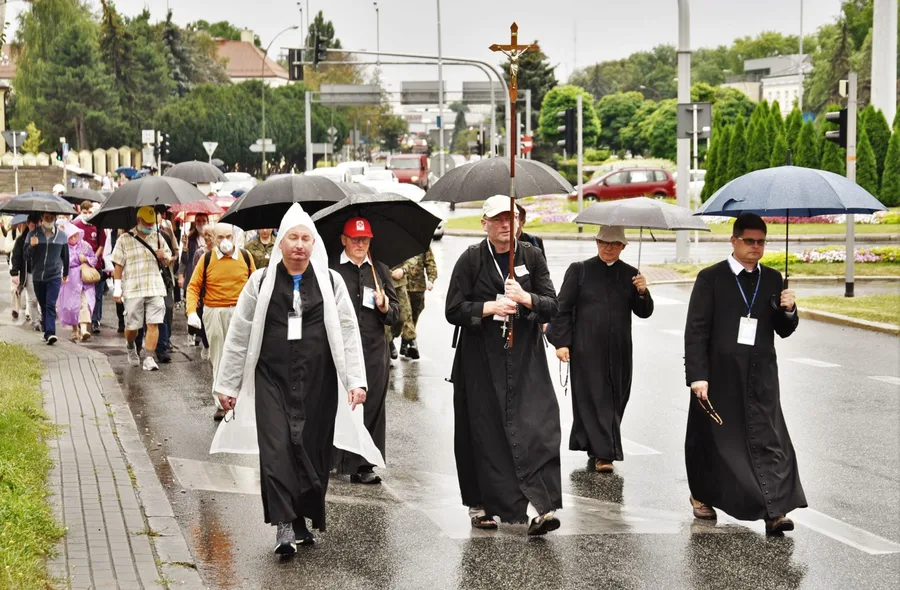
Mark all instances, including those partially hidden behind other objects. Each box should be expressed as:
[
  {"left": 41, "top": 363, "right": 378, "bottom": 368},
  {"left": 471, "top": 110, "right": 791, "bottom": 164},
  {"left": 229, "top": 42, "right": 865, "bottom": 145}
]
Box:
[{"left": 343, "top": 217, "right": 374, "bottom": 238}]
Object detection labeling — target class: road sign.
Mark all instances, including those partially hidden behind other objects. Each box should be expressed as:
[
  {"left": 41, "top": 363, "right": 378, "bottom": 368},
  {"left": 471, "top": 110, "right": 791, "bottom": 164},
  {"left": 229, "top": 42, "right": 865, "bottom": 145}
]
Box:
[
  {"left": 62, "top": 143, "right": 69, "bottom": 161},
  {"left": 250, "top": 143, "right": 276, "bottom": 153},
  {"left": 462, "top": 81, "right": 505, "bottom": 105},
  {"left": 326, "top": 127, "right": 338, "bottom": 138},
  {"left": 401, "top": 81, "right": 445, "bottom": 105},
  {"left": 142, "top": 147, "right": 156, "bottom": 167},
  {"left": 521, "top": 135, "right": 534, "bottom": 154},
  {"left": 676, "top": 103, "right": 712, "bottom": 139},
  {"left": 319, "top": 84, "right": 382, "bottom": 106},
  {"left": 203, "top": 142, "right": 218, "bottom": 157},
  {"left": 254, "top": 138, "right": 274, "bottom": 146},
  {"left": 141, "top": 129, "right": 155, "bottom": 145},
  {"left": 311, "top": 143, "right": 333, "bottom": 155},
  {"left": 2, "top": 130, "right": 27, "bottom": 150}
]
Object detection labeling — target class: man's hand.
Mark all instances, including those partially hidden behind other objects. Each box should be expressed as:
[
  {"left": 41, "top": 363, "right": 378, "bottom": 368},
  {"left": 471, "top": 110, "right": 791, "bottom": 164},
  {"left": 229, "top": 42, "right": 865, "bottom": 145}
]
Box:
[
  {"left": 375, "top": 290, "right": 389, "bottom": 313},
  {"left": 504, "top": 279, "right": 531, "bottom": 307},
  {"left": 348, "top": 387, "right": 367, "bottom": 410},
  {"left": 391, "top": 268, "right": 404, "bottom": 280},
  {"left": 11, "top": 276, "right": 19, "bottom": 287},
  {"left": 556, "top": 347, "right": 570, "bottom": 363},
  {"left": 155, "top": 249, "right": 168, "bottom": 262},
  {"left": 30, "top": 236, "right": 38, "bottom": 247},
  {"left": 690, "top": 380, "right": 709, "bottom": 401},
  {"left": 187, "top": 313, "right": 202, "bottom": 329},
  {"left": 426, "top": 281, "right": 434, "bottom": 291},
  {"left": 633, "top": 274, "right": 647, "bottom": 295},
  {"left": 488, "top": 297, "right": 518, "bottom": 318},
  {"left": 62, "top": 276, "right": 68, "bottom": 285},
  {"left": 780, "top": 289, "right": 796, "bottom": 311},
  {"left": 217, "top": 394, "right": 237, "bottom": 411}
]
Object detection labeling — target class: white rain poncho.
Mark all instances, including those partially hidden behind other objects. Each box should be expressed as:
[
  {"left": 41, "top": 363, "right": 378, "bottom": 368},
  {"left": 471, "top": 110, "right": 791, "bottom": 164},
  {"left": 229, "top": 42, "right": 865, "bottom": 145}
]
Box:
[{"left": 209, "top": 203, "right": 384, "bottom": 467}]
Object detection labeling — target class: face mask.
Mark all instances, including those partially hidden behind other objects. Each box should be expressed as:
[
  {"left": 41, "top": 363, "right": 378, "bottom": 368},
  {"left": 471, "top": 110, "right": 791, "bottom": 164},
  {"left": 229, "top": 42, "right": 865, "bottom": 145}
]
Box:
[
  {"left": 218, "top": 239, "right": 234, "bottom": 254},
  {"left": 138, "top": 225, "right": 153, "bottom": 235},
  {"left": 42, "top": 221, "right": 55, "bottom": 231}
]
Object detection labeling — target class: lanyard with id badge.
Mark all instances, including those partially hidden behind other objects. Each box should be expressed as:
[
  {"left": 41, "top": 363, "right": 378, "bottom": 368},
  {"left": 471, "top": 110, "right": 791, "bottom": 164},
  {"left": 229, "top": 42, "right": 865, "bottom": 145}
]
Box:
[
  {"left": 735, "top": 272, "right": 761, "bottom": 346},
  {"left": 288, "top": 274, "right": 303, "bottom": 340}
]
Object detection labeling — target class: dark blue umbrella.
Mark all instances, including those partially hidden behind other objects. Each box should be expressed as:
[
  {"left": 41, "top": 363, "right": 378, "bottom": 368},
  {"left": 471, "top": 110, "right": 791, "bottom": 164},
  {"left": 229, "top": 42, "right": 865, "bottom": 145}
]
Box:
[
  {"left": 132, "top": 169, "right": 150, "bottom": 179},
  {"left": 697, "top": 165, "right": 887, "bottom": 285},
  {"left": 116, "top": 167, "right": 139, "bottom": 179}
]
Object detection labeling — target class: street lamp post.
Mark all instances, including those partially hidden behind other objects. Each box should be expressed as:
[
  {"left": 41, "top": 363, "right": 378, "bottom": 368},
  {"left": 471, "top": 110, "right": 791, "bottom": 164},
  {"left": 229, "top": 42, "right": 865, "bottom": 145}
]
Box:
[
  {"left": 374, "top": 3, "right": 380, "bottom": 64},
  {"left": 436, "top": 0, "right": 445, "bottom": 181},
  {"left": 676, "top": 0, "right": 692, "bottom": 262},
  {"left": 261, "top": 25, "right": 299, "bottom": 178}
]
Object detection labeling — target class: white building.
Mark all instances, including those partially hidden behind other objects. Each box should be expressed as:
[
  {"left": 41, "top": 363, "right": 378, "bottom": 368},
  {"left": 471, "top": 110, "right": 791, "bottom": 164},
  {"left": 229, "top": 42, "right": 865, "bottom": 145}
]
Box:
[{"left": 722, "top": 54, "right": 812, "bottom": 116}]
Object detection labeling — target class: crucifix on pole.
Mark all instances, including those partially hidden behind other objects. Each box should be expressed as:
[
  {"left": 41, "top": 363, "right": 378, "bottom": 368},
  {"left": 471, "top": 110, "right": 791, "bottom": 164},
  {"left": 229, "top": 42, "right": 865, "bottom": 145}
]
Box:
[{"left": 490, "top": 23, "right": 538, "bottom": 349}]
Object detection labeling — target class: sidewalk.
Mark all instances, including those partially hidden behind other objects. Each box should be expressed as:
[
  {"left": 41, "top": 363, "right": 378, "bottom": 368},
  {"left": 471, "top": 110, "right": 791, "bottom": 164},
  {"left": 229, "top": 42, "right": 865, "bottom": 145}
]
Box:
[{"left": 0, "top": 319, "right": 204, "bottom": 589}]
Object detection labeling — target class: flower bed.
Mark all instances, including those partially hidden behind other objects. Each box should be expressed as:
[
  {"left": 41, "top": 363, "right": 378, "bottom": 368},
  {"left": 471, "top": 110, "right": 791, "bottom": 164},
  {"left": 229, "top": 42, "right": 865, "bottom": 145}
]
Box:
[{"left": 762, "top": 246, "right": 900, "bottom": 266}]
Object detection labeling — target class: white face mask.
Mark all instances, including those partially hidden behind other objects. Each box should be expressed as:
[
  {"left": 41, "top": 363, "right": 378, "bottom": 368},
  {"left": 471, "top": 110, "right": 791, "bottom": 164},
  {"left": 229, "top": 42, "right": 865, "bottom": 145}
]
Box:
[{"left": 218, "top": 238, "right": 234, "bottom": 254}]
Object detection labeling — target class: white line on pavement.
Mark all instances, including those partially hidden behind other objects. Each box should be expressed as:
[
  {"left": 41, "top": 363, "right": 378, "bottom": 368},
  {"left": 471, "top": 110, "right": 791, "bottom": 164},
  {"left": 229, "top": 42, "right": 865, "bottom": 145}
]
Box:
[
  {"left": 791, "top": 508, "right": 900, "bottom": 555},
  {"left": 868, "top": 375, "right": 900, "bottom": 386},
  {"left": 788, "top": 358, "right": 842, "bottom": 368},
  {"left": 621, "top": 438, "right": 662, "bottom": 456}
]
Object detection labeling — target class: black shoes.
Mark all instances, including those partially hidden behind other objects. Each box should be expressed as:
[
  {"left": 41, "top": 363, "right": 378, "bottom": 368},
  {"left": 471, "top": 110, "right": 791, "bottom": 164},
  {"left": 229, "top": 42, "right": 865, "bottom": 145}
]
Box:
[
  {"left": 350, "top": 469, "right": 382, "bottom": 485},
  {"left": 389, "top": 341, "right": 398, "bottom": 360},
  {"left": 399, "top": 340, "right": 408, "bottom": 356},
  {"left": 399, "top": 339, "right": 420, "bottom": 359}
]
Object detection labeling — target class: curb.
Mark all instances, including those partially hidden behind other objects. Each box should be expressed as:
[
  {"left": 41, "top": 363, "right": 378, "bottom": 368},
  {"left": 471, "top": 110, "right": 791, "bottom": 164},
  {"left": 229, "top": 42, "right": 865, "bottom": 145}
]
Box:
[
  {"left": 444, "top": 228, "right": 900, "bottom": 243},
  {"left": 797, "top": 308, "right": 900, "bottom": 336}
]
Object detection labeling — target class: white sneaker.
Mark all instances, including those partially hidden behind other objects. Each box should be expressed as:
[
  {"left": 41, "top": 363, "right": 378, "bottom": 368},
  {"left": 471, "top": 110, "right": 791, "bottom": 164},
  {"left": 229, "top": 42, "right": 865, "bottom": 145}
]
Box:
[
  {"left": 126, "top": 343, "right": 140, "bottom": 366},
  {"left": 142, "top": 356, "right": 159, "bottom": 372}
]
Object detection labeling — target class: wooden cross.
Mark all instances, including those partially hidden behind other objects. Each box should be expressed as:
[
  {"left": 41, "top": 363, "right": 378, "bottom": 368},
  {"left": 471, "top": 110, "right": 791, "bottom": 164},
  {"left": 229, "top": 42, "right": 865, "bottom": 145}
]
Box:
[{"left": 489, "top": 23, "right": 539, "bottom": 105}]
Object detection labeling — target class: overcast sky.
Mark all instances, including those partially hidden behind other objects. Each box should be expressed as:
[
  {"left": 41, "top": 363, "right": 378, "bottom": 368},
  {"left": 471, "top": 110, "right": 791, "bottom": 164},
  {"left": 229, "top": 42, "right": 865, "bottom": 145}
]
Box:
[{"left": 7, "top": 0, "right": 845, "bottom": 91}]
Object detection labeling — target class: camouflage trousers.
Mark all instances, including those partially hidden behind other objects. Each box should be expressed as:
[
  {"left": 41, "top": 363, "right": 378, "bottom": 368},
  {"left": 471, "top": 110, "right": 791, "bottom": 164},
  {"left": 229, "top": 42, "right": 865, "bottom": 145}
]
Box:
[{"left": 389, "top": 285, "right": 414, "bottom": 341}]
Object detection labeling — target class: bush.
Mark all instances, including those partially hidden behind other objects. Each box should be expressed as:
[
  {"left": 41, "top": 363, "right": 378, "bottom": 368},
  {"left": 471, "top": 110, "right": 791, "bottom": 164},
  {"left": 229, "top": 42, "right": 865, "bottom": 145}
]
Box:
[
  {"left": 798, "top": 246, "right": 900, "bottom": 263},
  {"left": 760, "top": 251, "right": 803, "bottom": 267},
  {"left": 584, "top": 148, "right": 611, "bottom": 163}
]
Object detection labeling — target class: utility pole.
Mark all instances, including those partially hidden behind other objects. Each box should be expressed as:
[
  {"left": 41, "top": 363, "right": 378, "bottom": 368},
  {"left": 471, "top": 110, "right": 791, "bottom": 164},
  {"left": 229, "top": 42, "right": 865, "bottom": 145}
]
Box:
[
  {"left": 436, "top": 0, "right": 445, "bottom": 181},
  {"left": 798, "top": 0, "right": 804, "bottom": 112},
  {"left": 845, "top": 72, "right": 858, "bottom": 298},
  {"left": 577, "top": 93, "right": 584, "bottom": 217},
  {"left": 374, "top": 2, "right": 380, "bottom": 65},
  {"left": 871, "top": 0, "right": 898, "bottom": 126},
  {"left": 525, "top": 89, "right": 532, "bottom": 160},
  {"left": 675, "top": 0, "right": 692, "bottom": 262}
]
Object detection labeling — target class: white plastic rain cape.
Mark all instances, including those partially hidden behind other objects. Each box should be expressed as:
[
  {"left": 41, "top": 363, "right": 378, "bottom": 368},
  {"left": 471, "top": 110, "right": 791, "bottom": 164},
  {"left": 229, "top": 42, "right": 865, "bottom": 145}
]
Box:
[{"left": 209, "top": 203, "right": 384, "bottom": 467}]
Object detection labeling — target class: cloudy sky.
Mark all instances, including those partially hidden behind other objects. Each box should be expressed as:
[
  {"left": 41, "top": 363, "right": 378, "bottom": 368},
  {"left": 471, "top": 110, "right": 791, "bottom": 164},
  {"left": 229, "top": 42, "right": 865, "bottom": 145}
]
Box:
[{"left": 6, "top": 0, "right": 845, "bottom": 91}]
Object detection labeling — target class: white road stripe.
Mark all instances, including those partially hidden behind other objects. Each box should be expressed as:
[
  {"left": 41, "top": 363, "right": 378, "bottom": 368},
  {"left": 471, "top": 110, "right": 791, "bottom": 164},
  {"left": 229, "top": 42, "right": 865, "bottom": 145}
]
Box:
[
  {"left": 868, "top": 375, "right": 900, "bottom": 386},
  {"left": 788, "top": 358, "right": 841, "bottom": 368},
  {"left": 791, "top": 508, "right": 900, "bottom": 555},
  {"left": 621, "top": 438, "right": 662, "bottom": 456}
]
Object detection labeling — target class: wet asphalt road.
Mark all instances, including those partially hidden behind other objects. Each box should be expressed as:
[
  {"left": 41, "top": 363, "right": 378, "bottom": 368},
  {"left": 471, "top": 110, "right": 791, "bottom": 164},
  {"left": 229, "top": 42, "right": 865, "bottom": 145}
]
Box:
[{"left": 5, "top": 238, "right": 899, "bottom": 589}]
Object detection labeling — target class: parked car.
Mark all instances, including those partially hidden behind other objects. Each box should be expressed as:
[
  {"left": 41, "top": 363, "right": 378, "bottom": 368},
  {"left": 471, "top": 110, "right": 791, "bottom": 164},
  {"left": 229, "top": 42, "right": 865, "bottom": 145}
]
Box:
[
  {"left": 362, "top": 169, "right": 398, "bottom": 183},
  {"left": 569, "top": 167, "right": 675, "bottom": 201},
  {"left": 306, "top": 167, "right": 352, "bottom": 183},
  {"left": 388, "top": 154, "right": 429, "bottom": 189}
]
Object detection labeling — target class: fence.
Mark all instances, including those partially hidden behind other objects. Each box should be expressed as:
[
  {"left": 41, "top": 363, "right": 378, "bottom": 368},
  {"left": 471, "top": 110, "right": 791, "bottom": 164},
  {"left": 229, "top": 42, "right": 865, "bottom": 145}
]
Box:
[{"left": 0, "top": 146, "right": 142, "bottom": 177}]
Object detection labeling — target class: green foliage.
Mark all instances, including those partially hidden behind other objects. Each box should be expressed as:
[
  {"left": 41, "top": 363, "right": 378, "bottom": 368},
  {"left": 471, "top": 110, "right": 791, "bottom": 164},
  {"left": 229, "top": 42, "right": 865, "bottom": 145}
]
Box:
[
  {"left": 861, "top": 106, "right": 892, "bottom": 185},
  {"left": 569, "top": 44, "right": 677, "bottom": 100},
  {"left": 713, "top": 125, "right": 733, "bottom": 192},
  {"left": 819, "top": 104, "right": 847, "bottom": 175},
  {"left": 190, "top": 20, "right": 261, "bottom": 47},
  {"left": 770, "top": 132, "right": 789, "bottom": 167},
  {"left": 595, "top": 91, "right": 645, "bottom": 151},
  {"left": 449, "top": 102, "right": 468, "bottom": 154},
  {"left": 618, "top": 100, "right": 657, "bottom": 155},
  {"left": 706, "top": 86, "right": 756, "bottom": 128},
  {"left": 584, "top": 148, "right": 611, "bottom": 163},
  {"left": 894, "top": 108, "right": 899, "bottom": 131},
  {"left": 21, "top": 122, "right": 42, "bottom": 154},
  {"left": 453, "top": 128, "right": 477, "bottom": 155},
  {"left": 700, "top": 134, "right": 719, "bottom": 202},
  {"left": 785, "top": 108, "right": 802, "bottom": 151},
  {"left": 725, "top": 115, "right": 748, "bottom": 182},
  {"left": 746, "top": 121, "right": 770, "bottom": 172},
  {"left": 856, "top": 129, "right": 879, "bottom": 196},
  {"left": 378, "top": 115, "right": 409, "bottom": 153},
  {"left": 538, "top": 85, "right": 601, "bottom": 147},
  {"left": 305, "top": 10, "right": 343, "bottom": 51},
  {"left": 639, "top": 99, "right": 678, "bottom": 161},
  {"left": 499, "top": 41, "right": 558, "bottom": 139},
  {"left": 794, "top": 121, "right": 818, "bottom": 168},
  {"left": 880, "top": 131, "right": 900, "bottom": 206},
  {"left": 760, "top": 251, "right": 803, "bottom": 267}
]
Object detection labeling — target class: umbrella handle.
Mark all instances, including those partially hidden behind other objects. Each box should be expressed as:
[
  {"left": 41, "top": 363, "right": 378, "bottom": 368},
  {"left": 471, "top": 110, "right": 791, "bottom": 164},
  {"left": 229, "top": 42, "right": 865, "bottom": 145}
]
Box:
[
  {"left": 638, "top": 227, "right": 643, "bottom": 272},
  {"left": 368, "top": 254, "right": 382, "bottom": 293}
]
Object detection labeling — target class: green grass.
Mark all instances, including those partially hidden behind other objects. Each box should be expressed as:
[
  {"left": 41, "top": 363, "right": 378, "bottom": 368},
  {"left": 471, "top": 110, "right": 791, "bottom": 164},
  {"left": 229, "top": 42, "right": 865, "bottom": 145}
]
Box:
[
  {"left": 445, "top": 214, "right": 900, "bottom": 236},
  {"left": 801, "top": 294, "right": 900, "bottom": 325},
  {"left": 0, "top": 343, "right": 64, "bottom": 590},
  {"left": 664, "top": 261, "right": 900, "bottom": 278}
]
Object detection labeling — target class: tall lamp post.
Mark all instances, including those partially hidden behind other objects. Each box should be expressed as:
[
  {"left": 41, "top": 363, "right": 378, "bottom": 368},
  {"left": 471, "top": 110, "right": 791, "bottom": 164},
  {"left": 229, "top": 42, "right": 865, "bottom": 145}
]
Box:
[
  {"left": 374, "top": 3, "right": 380, "bottom": 64},
  {"left": 261, "top": 25, "right": 299, "bottom": 178}
]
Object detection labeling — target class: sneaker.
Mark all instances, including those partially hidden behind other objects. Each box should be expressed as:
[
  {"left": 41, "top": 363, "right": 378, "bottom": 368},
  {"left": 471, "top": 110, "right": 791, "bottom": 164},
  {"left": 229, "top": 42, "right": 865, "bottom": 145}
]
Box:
[
  {"left": 292, "top": 519, "right": 315, "bottom": 545},
  {"left": 200, "top": 347, "right": 210, "bottom": 361},
  {"left": 46, "top": 335, "right": 57, "bottom": 345},
  {"left": 126, "top": 343, "right": 140, "bottom": 366},
  {"left": 142, "top": 356, "right": 159, "bottom": 372},
  {"left": 92, "top": 324, "right": 101, "bottom": 335},
  {"left": 274, "top": 522, "right": 296, "bottom": 555}
]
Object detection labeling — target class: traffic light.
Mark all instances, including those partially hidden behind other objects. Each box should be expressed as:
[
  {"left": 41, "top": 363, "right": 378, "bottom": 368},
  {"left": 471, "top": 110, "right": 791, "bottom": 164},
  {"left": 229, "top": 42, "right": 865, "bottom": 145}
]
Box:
[
  {"left": 824, "top": 108, "right": 848, "bottom": 149},
  {"left": 556, "top": 108, "right": 575, "bottom": 153},
  {"left": 312, "top": 34, "right": 328, "bottom": 66},
  {"left": 158, "top": 133, "right": 170, "bottom": 157},
  {"left": 287, "top": 48, "right": 303, "bottom": 81}
]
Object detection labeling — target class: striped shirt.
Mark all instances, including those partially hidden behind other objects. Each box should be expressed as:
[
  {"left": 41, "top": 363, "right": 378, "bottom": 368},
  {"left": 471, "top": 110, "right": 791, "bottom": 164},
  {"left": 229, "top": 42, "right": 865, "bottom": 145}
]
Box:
[{"left": 111, "top": 232, "right": 171, "bottom": 300}]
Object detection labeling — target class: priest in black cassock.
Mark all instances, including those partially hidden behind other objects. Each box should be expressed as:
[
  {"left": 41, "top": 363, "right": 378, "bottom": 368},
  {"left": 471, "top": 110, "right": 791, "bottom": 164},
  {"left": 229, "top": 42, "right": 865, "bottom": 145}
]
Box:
[
  {"left": 549, "top": 226, "right": 653, "bottom": 474},
  {"left": 684, "top": 212, "right": 805, "bottom": 535},
  {"left": 331, "top": 217, "right": 400, "bottom": 485},
  {"left": 210, "top": 204, "right": 382, "bottom": 556},
  {"left": 446, "top": 195, "right": 562, "bottom": 536}
]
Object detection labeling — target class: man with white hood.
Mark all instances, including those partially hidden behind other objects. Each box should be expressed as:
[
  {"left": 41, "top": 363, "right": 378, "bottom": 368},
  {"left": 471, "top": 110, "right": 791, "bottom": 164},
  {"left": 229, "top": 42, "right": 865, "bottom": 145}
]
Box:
[{"left": 211, "top": 203, "right": 381, "bottom": 557}]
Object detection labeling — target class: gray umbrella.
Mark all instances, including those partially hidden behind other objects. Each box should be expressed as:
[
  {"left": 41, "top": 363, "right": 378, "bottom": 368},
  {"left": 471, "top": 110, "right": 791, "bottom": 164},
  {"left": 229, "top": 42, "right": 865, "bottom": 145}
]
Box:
[
  {"left": 337, "top": 182, "right": 378, "bottom": 195},
  {"left": 573, "top": 197, "right": 710, "bottom": 269},
  {"left": 422, "top": 158, "right": 574, "bottom": 204},
  {"left": 163, "top": 160, "right": 228, "bottom": 184},
  {"left": 0, "top": 192, "right": 78, "bottom": 215},
  {"left": 101, "top": 175, "right": 207, "bottom": 210},
  {"left": 220, "top": 174, "right": 348, "bottom": 229},
  {"left": 61, "top": 187, "right": 105, "bottom": 205}
]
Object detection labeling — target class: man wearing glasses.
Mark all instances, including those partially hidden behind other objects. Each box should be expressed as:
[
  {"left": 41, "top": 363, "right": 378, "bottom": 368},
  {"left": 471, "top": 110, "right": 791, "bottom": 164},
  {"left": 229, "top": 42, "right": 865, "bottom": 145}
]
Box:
[
  {"left": 549, "top": 226, "right": 653, "bottom": 474},
  {"left": 331, "top": 217, "right": 400, "bottom": 485},
  {"left": 684, "top": 212, "right": 804, "bottom": 535}
]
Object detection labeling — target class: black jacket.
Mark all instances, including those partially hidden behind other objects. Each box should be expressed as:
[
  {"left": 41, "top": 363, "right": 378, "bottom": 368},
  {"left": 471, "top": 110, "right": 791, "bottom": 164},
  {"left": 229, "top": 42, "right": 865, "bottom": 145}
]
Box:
[
  {"left": 24, "top": 227, "right": 69, "bottom": 282},
  {"left": 10, "top": 233, "right": 29, "bottom": 277}
]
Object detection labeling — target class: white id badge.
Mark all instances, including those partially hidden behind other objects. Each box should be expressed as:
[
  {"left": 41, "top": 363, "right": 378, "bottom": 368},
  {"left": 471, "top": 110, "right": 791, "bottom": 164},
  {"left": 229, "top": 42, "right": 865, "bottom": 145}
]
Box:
[
  {"left": 737, "top": 317, "right": 757, "bottom": 346},
  {"left": 288, "top": 312, "right": 303, "bottom": 340},
  {"left": 493, "top": 294, "right": 507, "bottom": 322},
  {"left": 362, "top": 286, "right": 377, "bottom": 310},
  {"left": 515, "top": 264, "right": 529, "bottom": 278}
]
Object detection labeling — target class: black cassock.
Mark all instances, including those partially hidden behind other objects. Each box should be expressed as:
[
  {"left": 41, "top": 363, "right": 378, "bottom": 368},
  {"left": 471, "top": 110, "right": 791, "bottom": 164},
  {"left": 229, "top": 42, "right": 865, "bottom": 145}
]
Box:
[
  {"left": 331, "top": 257, "right": 399, "bottom": 472},
  {"left": 256, "top": 263, "right": 337, "bottom": 530},
  {"left": 446, "top": 240, "right": 561, "bottom": 522},
  {"left": 550, "top": 258, "right": 654, "bottom": 462},
  {"left": 684, "top": 260, "right": 806, "bottom": 521}
]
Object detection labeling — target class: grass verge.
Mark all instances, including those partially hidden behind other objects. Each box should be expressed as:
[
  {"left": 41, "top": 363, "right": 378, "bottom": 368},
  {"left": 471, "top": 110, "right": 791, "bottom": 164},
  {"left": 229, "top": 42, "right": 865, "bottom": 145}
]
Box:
[
  {"left": 445, "top": 215, "right": 900, "bottom": 236},
  {"left": 0, "top": 342, "right": 64, "bottom": 589},
  {"left": 663, "top": 262, "right": 900, "bottom": 279},
  {"left": 801, "top": 294, "right": 900, "bottom": 325}
]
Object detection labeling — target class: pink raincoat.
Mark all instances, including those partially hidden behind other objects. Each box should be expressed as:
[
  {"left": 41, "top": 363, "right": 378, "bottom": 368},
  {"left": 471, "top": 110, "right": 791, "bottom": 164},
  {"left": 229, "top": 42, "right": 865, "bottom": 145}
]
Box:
[{"left": 58, "top": 223, "right": 97, "bottom": 327}]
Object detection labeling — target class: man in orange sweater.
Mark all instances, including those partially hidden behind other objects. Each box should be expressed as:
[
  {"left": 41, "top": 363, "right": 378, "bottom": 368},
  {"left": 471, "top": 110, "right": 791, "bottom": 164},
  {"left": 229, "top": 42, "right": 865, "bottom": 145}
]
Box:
[{"left": 186, "top": 223, "right": 256, "bottom": 420}]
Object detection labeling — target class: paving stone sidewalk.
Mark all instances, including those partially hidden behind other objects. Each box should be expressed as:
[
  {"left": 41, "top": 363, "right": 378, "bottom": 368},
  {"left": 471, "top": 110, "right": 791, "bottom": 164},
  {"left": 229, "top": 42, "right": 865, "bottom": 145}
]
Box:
[{"left": 0, "top": 321, "right": 204, "bottom": 589}]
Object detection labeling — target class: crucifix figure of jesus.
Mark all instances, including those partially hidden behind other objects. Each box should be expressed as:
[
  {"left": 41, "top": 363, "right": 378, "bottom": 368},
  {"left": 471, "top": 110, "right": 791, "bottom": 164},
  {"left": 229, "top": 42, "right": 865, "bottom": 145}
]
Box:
[{"left": 490, "top": 23, "right": 539, "bottom": 349}]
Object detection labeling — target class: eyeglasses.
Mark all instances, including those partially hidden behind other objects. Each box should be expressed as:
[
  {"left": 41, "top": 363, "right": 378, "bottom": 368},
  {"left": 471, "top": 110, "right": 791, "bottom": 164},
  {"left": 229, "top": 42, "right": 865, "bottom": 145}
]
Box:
[
  {"left": 596, "top": 240, "right": 624, "bottom": 248},
  {"left": 735, "top": 237, "right": 767, "bottom": 246},
  {"left": 696, "top": 398, "right": 723, "bottom": 425}
]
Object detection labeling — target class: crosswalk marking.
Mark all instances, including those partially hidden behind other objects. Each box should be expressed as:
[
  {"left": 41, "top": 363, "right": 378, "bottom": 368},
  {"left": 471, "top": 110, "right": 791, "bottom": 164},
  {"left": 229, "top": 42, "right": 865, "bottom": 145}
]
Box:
[
  {"left": 788, "top": 358, "right": 842, "bottom": 368},
  {"left": 868, "top": 375, "right": 900, "bottom": 386}
]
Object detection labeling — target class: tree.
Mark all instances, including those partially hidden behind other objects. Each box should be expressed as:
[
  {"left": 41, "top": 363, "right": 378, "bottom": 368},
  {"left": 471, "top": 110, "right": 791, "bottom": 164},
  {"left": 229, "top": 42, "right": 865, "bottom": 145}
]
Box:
[
  {"left": 894, "top": 108, "right": 900, "bottom": 131},
  {"left": 770, "top": 132, "right": 788, "bottom": 167},
  {"left": 594, "top": 91, "right": 644, "bottom": 151},
  {"left": 707, "top": 86, "right": 756, "bottom": 128},
  {"left": 819, "top": 104, "right": 847, "bottom": 175},
  {"left": 794, "top": 121, "right": 818, "bottom": 168},
  {"left": 714, "top": 125, "right": 733, "bottom": 191},
  {"left": 856, "top": 129, "right": 879, "bottom": 195},
  {"left": 768, "top": 104, "right": 783, "bottom": 146},
  {"left": 499, "top": 41, "right": 558, "bottom": 138},
  {"left": 126, "top": 10, "right": 176, "bottom": 140},
  {"left": 618, "top": 99, "right": 657, "bottom": 155},
  {"left": 453, "top": 128, "right": 477, "bottom": 155},
  {"left": 861, "top": 106, "right": 891, "bottom": 186},
  {"left": 700, "top": 133, "right": 719, "bottom": 201},
  {"left": 726, "top": 115, "right": 748, "bottom": 181},
  {"left": 378, "top": 115, "right": 408, "bottom": 153},
  {"left": 158, "top": 10, "right": 229, "bottom": 99},
  {"left": 538, "top": 85, "right": 600, "bottom": 148},
  {"left": 191, "top": 20, "right": 261, "bottom": 47},
  {"left": 22, "top": 122, "right": 42, "bottom": 154},
  {"left": 785, "top": 108, "right": 802, "bottom": 150},
  {"left": 638, "top": 99, "right": 678, "bottom": 161},
  {"left": 881, "top": 131, "right": 900, "bottom": 206},
  {"left": 569, "top": 44, "right": 676, "bottom": 100},
  {"left": 746, "top": 121, "right": 770, "bottom": 171},
  {"left": 449, "top": 102, "right": 468, "bottom": 153}
]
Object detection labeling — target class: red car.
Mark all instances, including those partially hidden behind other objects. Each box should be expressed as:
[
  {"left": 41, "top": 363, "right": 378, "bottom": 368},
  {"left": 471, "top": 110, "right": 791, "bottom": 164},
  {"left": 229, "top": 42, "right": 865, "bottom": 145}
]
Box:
[
  {"left": 388, "top": 154, "right": 429, "bottom": 189},
  {"left": 569, "top": 167, "right": 675, "bottom": 201}
]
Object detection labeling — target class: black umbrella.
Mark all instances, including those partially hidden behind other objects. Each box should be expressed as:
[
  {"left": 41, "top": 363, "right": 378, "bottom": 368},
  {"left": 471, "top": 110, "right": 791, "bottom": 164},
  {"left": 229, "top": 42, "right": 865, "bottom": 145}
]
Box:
[
  {"left": 87, "top": 204, "right": 167, "bottom": 230},
  {"left": 0, "top": 192, "right": 78, "bottom": 215},
  {"left": 311, "top": 193, "right": 442, "bottom": 268},
  {"left": 61, "top": 187, "right": 105, "bottom": 205},
  {"left": 101, "top": 175, "right": 207, "bottom": 210},
  {"left": 163, "top": 160, "right": 228, "bottom": 184},
  {"left": 220, "top": 175, "right": 348, "bottom": 230},
  {"left": 422, "top": 158, "right": 574, "bottom": 204}
]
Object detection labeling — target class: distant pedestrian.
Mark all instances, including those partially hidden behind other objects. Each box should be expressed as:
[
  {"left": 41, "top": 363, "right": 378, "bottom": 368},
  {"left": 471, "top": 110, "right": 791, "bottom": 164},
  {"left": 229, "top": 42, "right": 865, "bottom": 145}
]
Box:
[
  {"left": 186, "top": 223, "right": 255, "bottom": 420},
  {"left": 179, "top": 213, "right": 209, "bottom": 299},
  {"left": 9, "top": 215, "right": 42, "bottom": 328},
  {"left": 516, "top": 203, "right": 546, "bottom": 260},
  {"left": 245, "top": 228, "right": 276, "bottom": 270},
  {"left": 73, "top": 201, "right": 106, "bottom": 334},
  {"left": 58, "top": 223, "right": 98, "bottom": 342},
  {"left": 549, "top": 226, "right": 653, "bottom": 474},
  {"left": 25, "top": 212, "right": 70, "bottom": 344},
  {"left": 684, "top": 213, "right": 804, "bottom": 535},
  {"left": 398, "top": 247, "right": 438, "bottom": 359}
]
